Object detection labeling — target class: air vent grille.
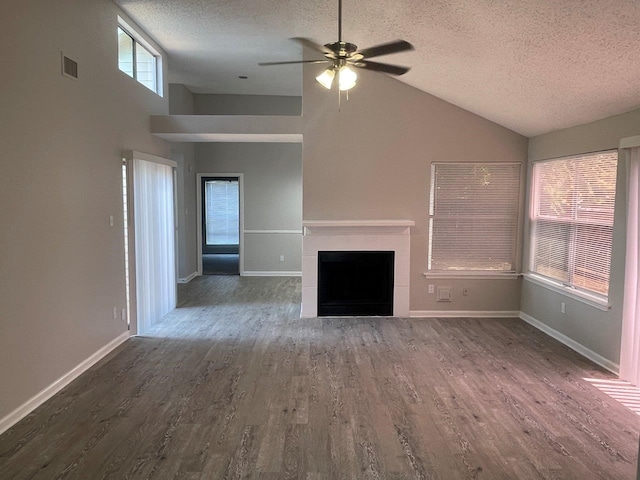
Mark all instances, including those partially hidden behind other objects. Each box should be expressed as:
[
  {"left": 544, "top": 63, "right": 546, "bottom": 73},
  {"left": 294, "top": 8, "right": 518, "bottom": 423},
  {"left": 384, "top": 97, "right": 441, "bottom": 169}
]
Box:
[{"left": 62, "top": 54, "right": 78, "bottom": 79}]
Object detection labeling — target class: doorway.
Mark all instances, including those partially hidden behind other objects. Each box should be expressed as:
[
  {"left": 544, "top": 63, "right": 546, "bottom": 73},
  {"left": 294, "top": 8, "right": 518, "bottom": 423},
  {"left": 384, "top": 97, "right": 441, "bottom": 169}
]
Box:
[
  {"left": 123, "top": 151, "right": 178, "bottom": 336},
  {"left": 197, "top": 174, "right": 244, "bottom": 275}
]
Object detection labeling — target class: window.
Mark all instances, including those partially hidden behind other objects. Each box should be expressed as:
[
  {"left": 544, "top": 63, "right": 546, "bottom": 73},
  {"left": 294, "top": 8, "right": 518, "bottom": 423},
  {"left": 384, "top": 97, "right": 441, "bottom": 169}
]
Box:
[
  {"left": 529, "top": 150, "right": 618, "bottom": 299},
  {"left": 428, "top": 162, "right": 521, "bottom": 273},
  {"left": 117, "top": 18, "right": 161, "bottom": 95},
  {"left": 204, "top": 179, "right": 240, "bottom": 246}
]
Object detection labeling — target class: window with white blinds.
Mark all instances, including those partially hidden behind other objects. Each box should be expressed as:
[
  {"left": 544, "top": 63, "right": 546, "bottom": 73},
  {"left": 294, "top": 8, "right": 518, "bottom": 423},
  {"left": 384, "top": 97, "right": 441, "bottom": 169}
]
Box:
[
  {"left": 205, "top": 179, "right": 240, "bottom": 246},
  {"left": 529, "top": 150, "right": 618, "bottom": 298},
  {"left": 428, "top": 162, "right": 521, "bottom": 273}
]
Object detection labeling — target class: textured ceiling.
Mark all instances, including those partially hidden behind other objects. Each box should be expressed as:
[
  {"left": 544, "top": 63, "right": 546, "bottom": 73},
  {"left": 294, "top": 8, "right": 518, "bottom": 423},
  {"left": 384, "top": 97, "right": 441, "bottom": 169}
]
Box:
[{"left": 114, "top": 0, "right": 640, "bottom": 136}]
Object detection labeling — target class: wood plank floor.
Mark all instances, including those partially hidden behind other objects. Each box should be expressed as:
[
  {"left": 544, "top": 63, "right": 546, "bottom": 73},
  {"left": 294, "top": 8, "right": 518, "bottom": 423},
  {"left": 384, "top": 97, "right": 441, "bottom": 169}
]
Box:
[{"left": 1, "top": 276, "right": 638, "bottom": 479}]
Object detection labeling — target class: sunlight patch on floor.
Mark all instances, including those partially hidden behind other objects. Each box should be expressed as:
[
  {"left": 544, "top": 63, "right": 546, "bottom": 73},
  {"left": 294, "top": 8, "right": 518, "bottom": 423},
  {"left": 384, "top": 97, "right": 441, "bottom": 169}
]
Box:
[{"left": 584, "top": 377, "right": 640, "bottom": 416}]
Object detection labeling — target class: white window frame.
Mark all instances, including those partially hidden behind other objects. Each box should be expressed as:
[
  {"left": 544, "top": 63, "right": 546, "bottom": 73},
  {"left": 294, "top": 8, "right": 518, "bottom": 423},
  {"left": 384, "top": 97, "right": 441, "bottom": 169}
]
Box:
[
  {"left": 426, "top": 161, "right": 523, "bottom": 277},
  {"left": 525, "top": 150, "right": 618, "bottom": 309},
  {"left": 117, "top": 16, "right": 163, "bottom": 96}
]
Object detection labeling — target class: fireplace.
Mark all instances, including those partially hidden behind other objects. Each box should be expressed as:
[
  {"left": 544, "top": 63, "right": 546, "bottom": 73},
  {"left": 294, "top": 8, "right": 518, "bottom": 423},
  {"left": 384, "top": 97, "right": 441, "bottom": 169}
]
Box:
[
  {"left": 301, "top": 220, "right": 414, "bottom": 318},
  {"left": 318, "top": 251, "right": 394, "bottom": 316}
]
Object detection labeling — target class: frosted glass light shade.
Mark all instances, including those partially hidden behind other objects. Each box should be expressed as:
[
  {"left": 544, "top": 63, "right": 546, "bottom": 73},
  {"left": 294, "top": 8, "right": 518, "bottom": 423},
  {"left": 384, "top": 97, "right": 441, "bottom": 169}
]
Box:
[
  {"left": 338, "top": 66, "right": 357, "bottom": 91},
  {"left": 316, "top": 69, "right": 335, "bottom": 89}
]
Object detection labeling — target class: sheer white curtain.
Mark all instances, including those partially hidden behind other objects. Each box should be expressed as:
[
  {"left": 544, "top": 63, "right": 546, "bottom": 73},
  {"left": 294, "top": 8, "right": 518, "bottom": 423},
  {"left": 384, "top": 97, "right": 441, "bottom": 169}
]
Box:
[
  {"left": 133, "top": 158, "right": 176, "bottom": 334},
  {"left": 620, "top": 147, "right": 640, "bottom": 385}
]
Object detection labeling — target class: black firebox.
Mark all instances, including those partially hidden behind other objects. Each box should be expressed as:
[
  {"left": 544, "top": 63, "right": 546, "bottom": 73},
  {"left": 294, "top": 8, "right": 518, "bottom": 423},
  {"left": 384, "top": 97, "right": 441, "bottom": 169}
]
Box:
[{"left": 317, "top": 251, "right": 394, "bottom": 316}]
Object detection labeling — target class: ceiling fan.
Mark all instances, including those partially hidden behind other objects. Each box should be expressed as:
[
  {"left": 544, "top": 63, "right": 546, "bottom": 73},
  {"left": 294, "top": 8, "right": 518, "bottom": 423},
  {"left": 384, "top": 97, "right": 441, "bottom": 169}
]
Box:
[{"left": 258, "top": 0, "right": 414, "bottom": 91}]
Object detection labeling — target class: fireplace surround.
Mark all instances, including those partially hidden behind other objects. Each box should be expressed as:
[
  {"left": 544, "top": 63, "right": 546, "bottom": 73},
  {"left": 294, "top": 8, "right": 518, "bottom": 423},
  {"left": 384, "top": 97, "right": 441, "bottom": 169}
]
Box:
[{"left": 301, "top": 220, "right": 414, "bottom": 318}]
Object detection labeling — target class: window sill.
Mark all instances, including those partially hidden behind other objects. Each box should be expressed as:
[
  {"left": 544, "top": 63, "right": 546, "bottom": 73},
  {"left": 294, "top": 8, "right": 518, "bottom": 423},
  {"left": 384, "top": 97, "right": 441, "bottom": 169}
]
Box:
[
  {"left": 522, "top": 273, "right": 610, "bottom": 311},
  {"left": 422, "top": 272, "right": 520, "bottom": 280}
]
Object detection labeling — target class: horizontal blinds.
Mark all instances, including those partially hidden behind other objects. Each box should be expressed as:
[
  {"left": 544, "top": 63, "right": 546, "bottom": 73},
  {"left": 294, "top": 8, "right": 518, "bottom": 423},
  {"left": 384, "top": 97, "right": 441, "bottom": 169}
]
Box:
[
  {"left": 429, "top": 162, "right": 521, "bottom": 272},
  {"left": 205, "top": 180, "right": 239, "bottom": 245},
  {"left": 530, "top": 151, "right": 618, "bottom": 296}
]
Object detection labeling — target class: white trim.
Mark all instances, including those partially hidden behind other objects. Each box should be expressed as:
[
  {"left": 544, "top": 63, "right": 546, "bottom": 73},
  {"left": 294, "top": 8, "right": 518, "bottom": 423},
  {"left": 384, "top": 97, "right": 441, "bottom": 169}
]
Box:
[
  {"left": 178, "top": 271, "right": 198, "bottom": 284},
  {"left": 619, "top": 135, "right": 640, "bottom": 149},
  {"left": 122, "top": 150, "right": 177, "bottom": 168},
  {"left": 519, "top": 312, "right": 619, "bottom": 374},
  {"left": 150, "top": 115, "right": 302, "bottom": 141},
  {"left": 523, "top": 273, "right": 610, "bottom": 311},
  {"left": 531, "top": 149, "right": 618, "bottom": 165},
  {"left": 153, "top": 133, "right": 303, "bottom": 143},
  {"left": 0, "top": 332, "right": 130, "bottom": 435},
  {"left": 409, "top": 310, "right": 520, "bottom": 318},
  {"left": 243, "top": 271, "right": 302, "bottom": 277},
  {"left": 197, "top": 174, "right": 245, "bottom": 276},
  {"left": 123, "top": 157, "right": 138, "bottom": 335},
  {"left": 423, "top": 272, "right": 520, "bottom": 280},
  {"left": 244, "top": 230, "right": 302, "bottom": 234}
]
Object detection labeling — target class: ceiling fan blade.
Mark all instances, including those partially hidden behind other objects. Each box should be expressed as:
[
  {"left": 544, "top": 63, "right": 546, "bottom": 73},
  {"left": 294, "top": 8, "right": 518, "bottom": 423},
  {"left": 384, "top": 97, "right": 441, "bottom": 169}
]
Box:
[
  {"left": 351, "top": 60, "right": 410, "bottom": 76},
  {"left": 259, "top": 59, "right": 331, "bottom": 66},
  {"left": 292, "top": 37, "right": 333, "bottom": 55},
  {"left": 358, "top": 40, "right": 414, "bottom": 59}
]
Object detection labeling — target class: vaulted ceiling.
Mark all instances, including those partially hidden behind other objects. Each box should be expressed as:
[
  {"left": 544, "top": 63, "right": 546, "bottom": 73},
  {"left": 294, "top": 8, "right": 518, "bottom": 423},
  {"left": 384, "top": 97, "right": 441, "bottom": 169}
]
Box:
[{"left": 114, "top": 0, "right": 640, "bottom": 137}]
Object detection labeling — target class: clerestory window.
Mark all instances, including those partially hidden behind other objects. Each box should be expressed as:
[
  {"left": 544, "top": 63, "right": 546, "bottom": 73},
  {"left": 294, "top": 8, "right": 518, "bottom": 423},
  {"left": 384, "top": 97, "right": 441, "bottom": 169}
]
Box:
[{"left": 117, "top": 18, "right": 162, "bottom": 95}]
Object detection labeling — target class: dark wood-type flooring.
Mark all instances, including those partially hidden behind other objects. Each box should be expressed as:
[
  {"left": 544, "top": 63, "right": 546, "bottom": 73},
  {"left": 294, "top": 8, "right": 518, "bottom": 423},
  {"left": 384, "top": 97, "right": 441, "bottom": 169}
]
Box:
[
  {"left": 0, "top": 276, "right": 638, "bottom": 479},
  {"left": 202, "top": 254, "right": 240, "bottom": 275}
]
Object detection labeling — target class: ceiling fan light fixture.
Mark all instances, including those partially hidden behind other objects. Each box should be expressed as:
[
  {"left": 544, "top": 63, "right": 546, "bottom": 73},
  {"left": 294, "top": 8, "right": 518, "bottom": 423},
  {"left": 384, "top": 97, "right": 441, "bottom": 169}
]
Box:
[
  {"left": 338, "top": 65, "right": 357, "bottom": 91},
  {"left": 316, "top": 68, "right": 335, "bottom": 89}
]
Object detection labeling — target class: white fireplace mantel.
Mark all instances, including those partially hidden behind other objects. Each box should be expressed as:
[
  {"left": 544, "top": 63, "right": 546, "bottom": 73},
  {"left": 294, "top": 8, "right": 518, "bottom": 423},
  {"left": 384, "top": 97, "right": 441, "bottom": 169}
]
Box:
[{"left": 301, "top": 219, "right": 415, "bottom": 318}]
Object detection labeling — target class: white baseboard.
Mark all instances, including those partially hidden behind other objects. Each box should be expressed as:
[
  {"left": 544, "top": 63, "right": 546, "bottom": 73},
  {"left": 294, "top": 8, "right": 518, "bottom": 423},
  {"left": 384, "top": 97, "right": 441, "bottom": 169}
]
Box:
[
  {"left": 519, "top": 312, "right": 619, "bottom": 374},
  {"left": 0, "top": 331, "right": 130, "bottom": 435},
  {"left": 178, "top": 271, "right": 198, "bottom": 284},
  {"left": 409, "top": 310, "right": 520, "bottom": 318},
  {"left": 242, "top": 271, "right": 302, "bottom": 277}
]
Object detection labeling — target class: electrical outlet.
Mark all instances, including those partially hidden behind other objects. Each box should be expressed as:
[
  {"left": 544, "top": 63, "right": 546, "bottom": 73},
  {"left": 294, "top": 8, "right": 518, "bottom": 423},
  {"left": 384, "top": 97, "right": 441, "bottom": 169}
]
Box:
[
  {"left": 109, "top": 215, "right": 114, "bottom": 227},
  {"left": 428, "top": 284, "right": 435, "bottom": 294},
  {"left": 462, "top": 288, "right": 469, "bottom": 296},
  {"left": 279, "top": 255, "right": 285, "bottom": 262},
  {"left": 561, "top": 302, "right": 566, "bottom": 314}
]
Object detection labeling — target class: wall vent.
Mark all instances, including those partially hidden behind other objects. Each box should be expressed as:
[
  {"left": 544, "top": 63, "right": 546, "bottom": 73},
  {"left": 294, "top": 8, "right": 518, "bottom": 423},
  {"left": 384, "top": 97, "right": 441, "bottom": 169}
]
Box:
[{"left": 61, "top": 53, "right": 78, "bottom": 79}]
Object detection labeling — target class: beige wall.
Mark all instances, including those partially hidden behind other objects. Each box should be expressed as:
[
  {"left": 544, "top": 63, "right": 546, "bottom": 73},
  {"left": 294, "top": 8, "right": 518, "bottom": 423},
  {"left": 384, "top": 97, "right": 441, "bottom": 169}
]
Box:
[
  {"left": 173, "top": 143, "right": 198, "bottom": 279},
  {"left": 168, "top": 85, "right": 198, "bottom": 279},
  {"left": 169, "top": 83, "right": 195, "bottom": 115},
  {"left": 523, "top": 107, "right": 640, "bottom": 366},
  {"left": 195, "top": 143, "right": 302, "bottom": 273},
  {"left": 0, "top": 0, "right": 169, "bottom": 421},
  {"left": 194, "top": 94, "right": 301, "bottom": 116},
  {"left": 302, "top": 65, "right": 528, "bottom": 312}
]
